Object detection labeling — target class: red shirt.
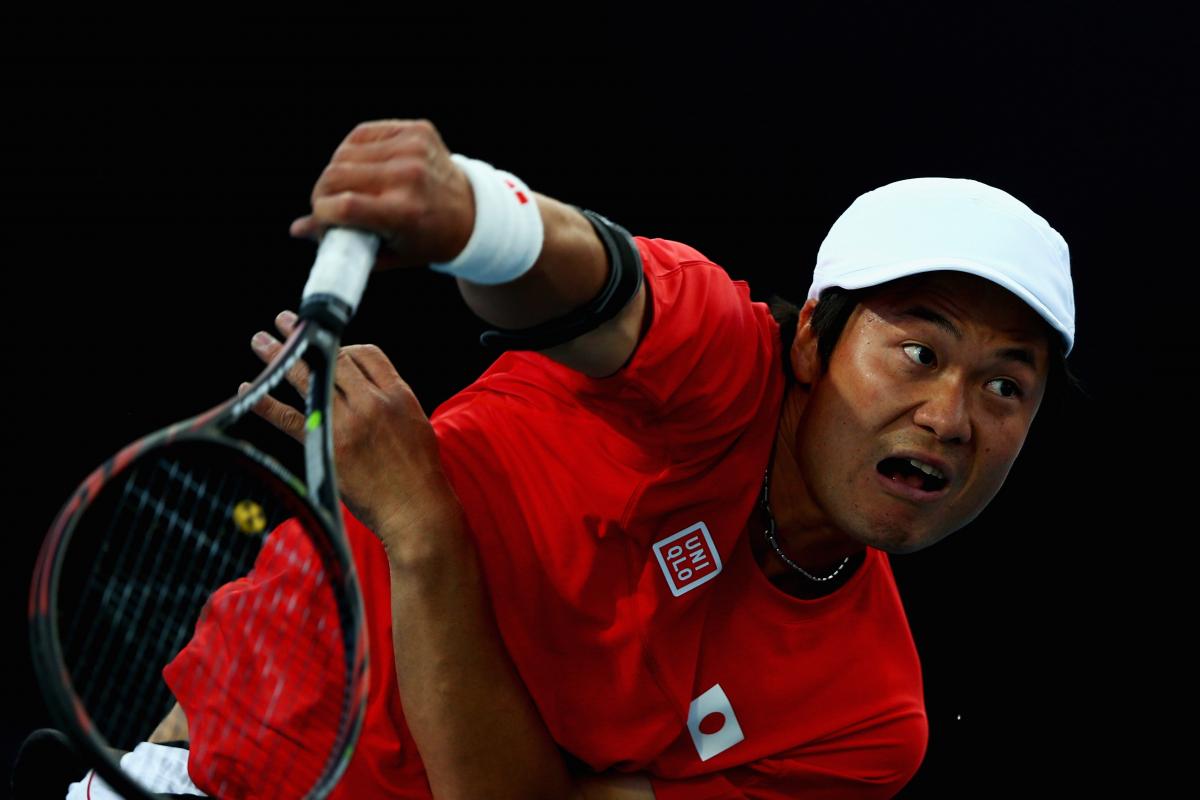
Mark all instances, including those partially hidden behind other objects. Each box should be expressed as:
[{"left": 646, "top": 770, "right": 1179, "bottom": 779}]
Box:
[
  {"left": 431, "top": 238, "right": 928, "bottom": 797},
  {"left": 168, "top": 237, "right": 927, "bottom": 798}
]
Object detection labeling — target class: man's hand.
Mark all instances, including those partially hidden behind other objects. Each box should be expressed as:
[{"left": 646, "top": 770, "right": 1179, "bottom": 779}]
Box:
[
  {"left": 290, "top": 119, "right": 475, "bottom": 271},
  {"left": 242, "top": 310, "right": 458, "bottom": 561}
]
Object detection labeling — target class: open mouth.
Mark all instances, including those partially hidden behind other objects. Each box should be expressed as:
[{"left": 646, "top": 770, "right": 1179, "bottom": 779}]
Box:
[{"left": 877, "top": 457, "right": 949, "bottom": 493}]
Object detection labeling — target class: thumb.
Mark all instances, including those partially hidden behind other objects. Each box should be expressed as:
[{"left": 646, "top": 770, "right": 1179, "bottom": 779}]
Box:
[{"left": 289, "top": 215, "right": 320, "bottom": 240}]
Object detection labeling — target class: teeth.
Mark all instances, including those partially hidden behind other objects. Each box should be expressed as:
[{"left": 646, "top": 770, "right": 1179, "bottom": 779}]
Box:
[{"left": 908, "top": 458, "right": 945, "bottom": 480}]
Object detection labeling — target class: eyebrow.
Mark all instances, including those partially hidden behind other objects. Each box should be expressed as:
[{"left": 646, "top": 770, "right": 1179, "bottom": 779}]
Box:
[
  {"left": 900, "top": 306, "right": 962, "bottom": 339},
  {"left": 898, "top": 306, "right": 1040, "bottom": 369}
]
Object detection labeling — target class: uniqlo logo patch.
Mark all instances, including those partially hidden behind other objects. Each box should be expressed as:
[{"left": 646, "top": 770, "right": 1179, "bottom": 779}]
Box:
[{"left": 653, "top": 522, "right": 722, "bottom": 597}]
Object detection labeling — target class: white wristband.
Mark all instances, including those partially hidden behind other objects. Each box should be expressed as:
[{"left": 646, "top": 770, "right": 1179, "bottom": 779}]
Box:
[{"left": 429, "top": 154, "right": 544, "bottom": 285}]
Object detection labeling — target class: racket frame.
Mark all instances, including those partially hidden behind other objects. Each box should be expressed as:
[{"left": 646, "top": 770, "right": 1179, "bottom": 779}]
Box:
[{"left": 30, "top": 292, "right": 371, "bottom": 800}]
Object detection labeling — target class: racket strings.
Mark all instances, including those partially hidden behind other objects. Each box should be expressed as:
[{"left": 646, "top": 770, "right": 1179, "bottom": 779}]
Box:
[
  {"left": 79, "top": 459, "right": 195, "bottom": 741},
  {"left": 68, "top": 457, "right": 189, "bottom": 744},
  {"left": 102, "top": 459, "right": 253, "bottom": 747},
  {"left": 61, "top": 453, "right": 282, "bottom": 751},
  {"left": 65, "top": 456, "right": 171, "bottom": 660},
  {"left": 56, "top": 442, "right": 357, "bottom": 799}
]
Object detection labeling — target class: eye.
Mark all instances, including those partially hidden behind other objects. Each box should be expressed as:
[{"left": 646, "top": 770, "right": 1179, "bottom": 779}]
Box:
[
  {"left": 902, "top": 343, "right": 937, "bottom": 367},
  {"left": 985, "top": 378, "right": 1023, "bottom": 398}
]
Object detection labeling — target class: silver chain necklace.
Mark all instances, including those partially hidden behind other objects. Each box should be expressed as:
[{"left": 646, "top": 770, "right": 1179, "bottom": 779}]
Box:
[{"left": 760, "top": 468, "right": 851, "bottom": 582}]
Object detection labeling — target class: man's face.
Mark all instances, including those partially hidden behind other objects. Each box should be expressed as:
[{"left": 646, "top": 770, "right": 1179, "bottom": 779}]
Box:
[{"left": 794, "top": 271, "right": 1051, "bottom": 554}]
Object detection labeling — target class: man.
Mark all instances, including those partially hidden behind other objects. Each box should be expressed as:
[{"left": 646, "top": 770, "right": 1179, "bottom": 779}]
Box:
[{"left": 77, "top": 118, "right": 1076, "bottom": 799}]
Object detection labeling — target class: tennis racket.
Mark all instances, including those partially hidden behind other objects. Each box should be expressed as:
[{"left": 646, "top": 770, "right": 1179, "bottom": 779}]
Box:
[{"left": 29, "top": 229, "right": 380, "bottom": 800}]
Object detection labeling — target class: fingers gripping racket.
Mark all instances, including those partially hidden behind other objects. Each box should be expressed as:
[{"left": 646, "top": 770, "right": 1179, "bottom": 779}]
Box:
[{"left": 30, "top": 230, "right": 380, "bottom": 800}]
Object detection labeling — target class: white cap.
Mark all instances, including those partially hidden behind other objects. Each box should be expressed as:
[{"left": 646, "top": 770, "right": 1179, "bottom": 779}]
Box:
[{"left": 809, "top": 178, "right": 1075, "bottom": 354}]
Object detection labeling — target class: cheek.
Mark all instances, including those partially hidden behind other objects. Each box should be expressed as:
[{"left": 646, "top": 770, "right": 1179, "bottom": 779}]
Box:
[
  {"left": 834, "top": 344, "right": 890, "bottom": 410},
  {"left": 818, "top": 370, "right": 889, "bottom": 471},
  {"left": 796, "top": 385, "right": 872, "bottom": 498},
  {"left": 801, "top": 381, "right": 862, "bottom": 454},
  {"left": 972, "top": 433, "right": 1027, "bottom": 501}
]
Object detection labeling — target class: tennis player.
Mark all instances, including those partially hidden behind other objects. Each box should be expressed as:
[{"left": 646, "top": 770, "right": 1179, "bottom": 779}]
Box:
[{"left": 51, "top": 118, "right": 1075, "bottom": 799}]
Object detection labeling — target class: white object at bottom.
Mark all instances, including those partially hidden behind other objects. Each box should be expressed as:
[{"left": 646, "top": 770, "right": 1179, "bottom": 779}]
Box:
[{"left": 66, "top": 741, "right": 206, "bottom": 799}]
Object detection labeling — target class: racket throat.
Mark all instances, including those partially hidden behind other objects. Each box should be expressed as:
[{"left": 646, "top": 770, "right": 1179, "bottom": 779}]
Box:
[
  {"left": 302, "top": 329, "right": 343, "bottom": 515},
  {"left": 299, "top": 296, "right": 354, "bottom": 337}
]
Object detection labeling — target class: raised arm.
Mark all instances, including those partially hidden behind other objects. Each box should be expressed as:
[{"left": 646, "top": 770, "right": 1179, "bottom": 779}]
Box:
[
  {"left": 291, "top": 119, "right": 648, "bottom": 377},
  {"left": 273, "top": 119, "right": 656, "bottom": 797}
]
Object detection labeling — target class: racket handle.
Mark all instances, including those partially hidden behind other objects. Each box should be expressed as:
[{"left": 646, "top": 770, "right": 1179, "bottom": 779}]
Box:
[{"left": 301, "top": 228, "right": 379, "bottom": 316}]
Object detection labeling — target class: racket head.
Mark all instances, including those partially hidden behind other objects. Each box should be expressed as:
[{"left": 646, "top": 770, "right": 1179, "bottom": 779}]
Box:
[{"left": 30, "top": 432, "right": 368, "bottom": 800}]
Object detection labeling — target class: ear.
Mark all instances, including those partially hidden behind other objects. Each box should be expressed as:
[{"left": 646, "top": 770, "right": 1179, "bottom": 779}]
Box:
[{"left": 791, "top": 298, "right": 821, "bottom": 384}]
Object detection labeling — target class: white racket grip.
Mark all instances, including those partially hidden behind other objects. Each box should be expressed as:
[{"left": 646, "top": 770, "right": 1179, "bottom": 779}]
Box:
[{"left": 301, "top": 228, "right": 379, "bottom": 312}]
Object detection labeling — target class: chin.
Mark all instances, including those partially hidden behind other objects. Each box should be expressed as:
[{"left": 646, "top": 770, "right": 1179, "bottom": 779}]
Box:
[
  {"left": 857, "top": 520, "right": 959, "bottom": 555},
  {"left": 873, "top": 539, "right": 928, "bottom": 556}
]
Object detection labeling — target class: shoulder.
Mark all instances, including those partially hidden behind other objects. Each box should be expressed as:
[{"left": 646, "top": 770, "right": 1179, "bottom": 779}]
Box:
[
  {"left": 533, "top": 236, "right": 740, "bottom": 379},
  {"left": 633, "top": 237, "right": 768, "bottom": 341},
  {"left": 634, "top": 237, "right": 748, "bottom": 301},
  {"left": 635, "top": 236, "right": 716, "bottom": 270},
  {"left": 434, "top": 236, "right": 783, "bottom": 431}
]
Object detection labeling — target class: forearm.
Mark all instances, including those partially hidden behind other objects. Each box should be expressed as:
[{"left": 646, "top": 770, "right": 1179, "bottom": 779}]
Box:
[
  {"left": 382, "top": 493, "right": 573, "bottom": 800},
  {"left": 147, "top": 702, "right": 188, "bottom": 744},
  {"left": 294, "top": 121, "right": 609, "bottom": 332},
  {"left": 455, "top": 193, "right": 608, "bottom": 330},
  {"left": 293, "top": 120, "right": 639, "bottom": 373}
]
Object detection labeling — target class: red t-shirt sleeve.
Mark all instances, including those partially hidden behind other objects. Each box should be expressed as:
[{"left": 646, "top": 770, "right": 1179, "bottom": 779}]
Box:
[
  {"left": 629, "top": 238, "right": 779, "bottom": 431},
  {"left": 162, "top": 519, "right": 347, "bottom": 799},
  {"left": 469, "top": 236, "right": 782, "bottom": 459},
  {"left": 164, "top": 509, "right": 434, "bottom": 799}
]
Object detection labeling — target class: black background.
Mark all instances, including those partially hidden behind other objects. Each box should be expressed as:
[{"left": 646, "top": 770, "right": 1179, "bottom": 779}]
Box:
[{"left": 3, "top": 5, "right": 1190, "bottom": 796}]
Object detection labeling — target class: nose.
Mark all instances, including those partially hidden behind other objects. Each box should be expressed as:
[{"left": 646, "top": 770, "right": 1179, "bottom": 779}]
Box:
[{"left": 913, "top": 374, "right": 972, "bottom": 444}]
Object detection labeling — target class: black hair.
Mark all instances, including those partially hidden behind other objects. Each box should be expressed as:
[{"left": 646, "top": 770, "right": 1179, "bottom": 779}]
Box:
[
  {"left": 767, "top": 288, "right": 864, "bottom": 383},
  {"left": 766, "top": 288, "right": 1083, "bottom": 413}
]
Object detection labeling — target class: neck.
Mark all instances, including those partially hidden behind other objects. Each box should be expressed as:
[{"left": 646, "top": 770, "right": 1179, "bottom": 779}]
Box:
[{"left": 752, "top": 382, "right": 867, "bottom": 588}]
